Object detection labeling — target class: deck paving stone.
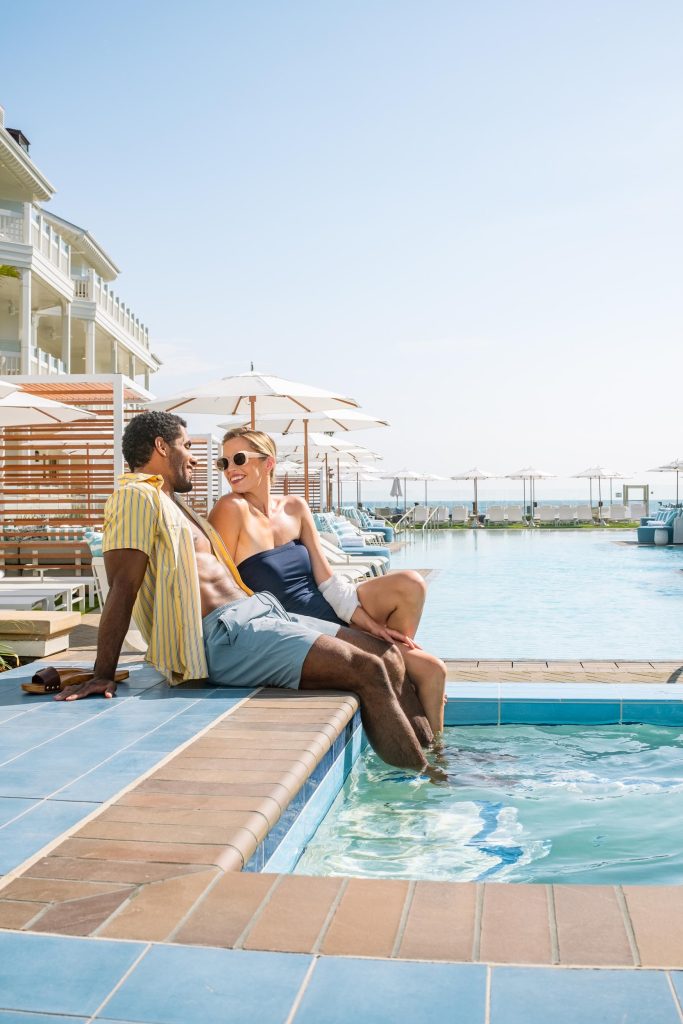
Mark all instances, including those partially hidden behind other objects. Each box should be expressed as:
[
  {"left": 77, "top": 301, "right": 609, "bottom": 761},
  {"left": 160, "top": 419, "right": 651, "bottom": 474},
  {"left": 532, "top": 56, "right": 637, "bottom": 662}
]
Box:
[
  {"left": 27, "top": 887, "right": 135, "bottom": 936},
  {"left": 623, "top": 886, "right": 683, "bottom": 967},
  {"left": 25, "top": 856, "right": 210, "bottom": 884},
  {"left": 0, "top": 931, "right": 144, "bottom": 1017},
  {"left": 320, "top": 877, "right": 410, "bottom": 958},
  {"left": 114, "top": 790, "right": 283, "bottom": 827},
  {"left": 553, "top": 885, "right": 634, "bottom": 965},
  {"left": 0, "top": 877, "right": 132, "bottom": 904},
  {"left": 490, "top": 966, "right": 680, "bottom": 1024},
  {"left": 0, "top": 900, "right": 45, "bottom": 929},
  {"left": 173, "top": 870, "right": 277, "bottom": 946},
  {"left": 397, "top": 880, "right": 477, "bottom": 961},
  {"left": 102, "top": 944, "right": 311, "bottom": 1024},
  {"left": 98, "top": 867, "right": 220, "bottom": 941},
  {"left": 480, "top": 883, "right": 553, "bottom": 964},
  {"left": 55, "top": 836, "right": 244, "bottom": 871},
  {"left": 243, "top": 874, "right": 343, "bottom": 953},
  {"left": 293, "top": 957, "right": 487, "bottom": 1024}
]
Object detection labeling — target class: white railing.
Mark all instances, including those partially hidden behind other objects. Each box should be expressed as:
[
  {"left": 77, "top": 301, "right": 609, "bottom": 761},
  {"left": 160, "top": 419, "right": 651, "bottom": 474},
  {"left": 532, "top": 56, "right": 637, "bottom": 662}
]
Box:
[
  {"left": 0, "top": 351, "right": 21, "bottom": 374},
  {"left": 0, "top": 209, "right": 24, "bottom": 243},
  {"left": 73, "top": 270, "right": 150, "bottom": 350},
  {"left": 31, "top": 210, "right": 71, "bottom": 276},
  {"left": 30, "top": 345, "right": 66, "bottom": 375}
]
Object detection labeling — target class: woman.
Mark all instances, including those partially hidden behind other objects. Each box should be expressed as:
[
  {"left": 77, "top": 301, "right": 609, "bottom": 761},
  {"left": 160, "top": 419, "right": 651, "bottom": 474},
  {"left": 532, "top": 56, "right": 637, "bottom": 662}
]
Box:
[{"left": 208, "top": 427, "right": 446, "bottom": 733}]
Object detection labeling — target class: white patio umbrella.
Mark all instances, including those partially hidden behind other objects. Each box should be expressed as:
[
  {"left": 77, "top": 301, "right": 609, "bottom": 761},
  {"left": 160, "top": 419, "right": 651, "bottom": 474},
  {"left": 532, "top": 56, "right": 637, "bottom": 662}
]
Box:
[
  {"left": 451, "top": 467, "right": 497, "bottom": 516},
  {"left": 340, "top": 468, "right": 383, "bottom": 507},
  {"left": 381, "top": 468, "right": 423, "bottom": 512},
  {"left": 414, "top": 473, "right": 449, "bottom": 505},
  {"left": 648, "top": 459, "right": 683, "bottom": 506},
  {"left": 147, "top": 372, "right": 360, "bottom": 504},
  {"left": 506, "top": 467, "right": 555, "bottom": 521},
  {"left": 574, "top": 466, "right": 629, "bottom": 512},
  {"left": 0, "top": 379, "right": 18, "bottom": 399},
  {"left": 0, "top": 389, "right": 97, "bottom": 426}
]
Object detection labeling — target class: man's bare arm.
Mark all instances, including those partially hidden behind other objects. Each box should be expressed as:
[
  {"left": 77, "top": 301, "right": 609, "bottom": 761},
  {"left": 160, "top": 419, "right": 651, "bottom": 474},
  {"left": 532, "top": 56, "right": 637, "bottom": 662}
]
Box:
[{"left": 55, "top": 549, "right": 149, "bottom": 701}]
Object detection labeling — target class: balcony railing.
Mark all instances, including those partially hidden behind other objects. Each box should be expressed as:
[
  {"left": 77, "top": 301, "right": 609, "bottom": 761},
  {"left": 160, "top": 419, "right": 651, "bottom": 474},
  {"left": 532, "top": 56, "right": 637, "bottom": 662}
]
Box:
[
  {"left": 0, "top": 209, "right": 24, "bottom": 243},
  {"left": 73, "top": 270, "right": 150, "bottom": 350},
  {"left": 0, "top": 346, "right": 65, "bottom": 376},
  {"left": 31, "top": 210, "right": 71, "bottom": 277}
]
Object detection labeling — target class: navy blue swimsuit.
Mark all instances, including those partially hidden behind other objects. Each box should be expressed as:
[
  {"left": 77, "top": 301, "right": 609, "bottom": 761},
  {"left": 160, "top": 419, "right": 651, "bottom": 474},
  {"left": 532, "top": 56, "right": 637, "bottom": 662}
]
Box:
[{"left": 237, "top": 540, "right": 344, "bottom": 626}]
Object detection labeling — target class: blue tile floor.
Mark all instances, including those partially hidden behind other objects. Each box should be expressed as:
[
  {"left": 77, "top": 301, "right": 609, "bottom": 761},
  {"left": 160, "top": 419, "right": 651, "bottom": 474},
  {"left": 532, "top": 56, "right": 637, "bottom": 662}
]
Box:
[
  {"left": 0, "top": 932, "right": 682, "bottom": 1024},
  {"left": 0, "top": 660, "right": 253, "bottom": 876}
]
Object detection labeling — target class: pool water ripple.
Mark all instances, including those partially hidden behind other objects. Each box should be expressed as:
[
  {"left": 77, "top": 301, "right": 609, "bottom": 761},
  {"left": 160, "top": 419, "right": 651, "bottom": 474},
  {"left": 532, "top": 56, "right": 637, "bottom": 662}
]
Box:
[{"left": 295, "top": 724, "right": 683, "bottom": 885}]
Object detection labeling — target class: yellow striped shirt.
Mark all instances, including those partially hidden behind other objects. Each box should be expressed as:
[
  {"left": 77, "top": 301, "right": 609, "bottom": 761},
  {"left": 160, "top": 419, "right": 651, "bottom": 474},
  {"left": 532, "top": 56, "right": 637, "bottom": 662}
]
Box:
[{"left": 102, "top": 473, "right": 251, "bottom": 684}]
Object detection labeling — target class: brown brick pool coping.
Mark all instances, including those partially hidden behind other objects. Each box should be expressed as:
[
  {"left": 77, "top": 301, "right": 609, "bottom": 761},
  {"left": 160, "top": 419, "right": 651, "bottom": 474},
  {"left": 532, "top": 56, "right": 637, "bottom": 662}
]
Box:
[{"left": 1, "top": 663, "right": 683, "bottom": 968}]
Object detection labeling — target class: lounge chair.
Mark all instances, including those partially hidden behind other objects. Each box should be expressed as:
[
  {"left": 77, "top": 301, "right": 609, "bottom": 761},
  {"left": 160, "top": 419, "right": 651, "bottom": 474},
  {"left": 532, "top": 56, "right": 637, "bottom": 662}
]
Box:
[
  {"left": 318, "top": 534, "right": 387, "bottom": 575},
  {"left": 506, "top": 506, "right": 525, "bottom": 524},
  {"left": 536, "top": 505, "right": 559, "bottom": 525},
  {"left": 433, "top": 506, "right": 450, "bottom": 524},
  {"left": 629, "top": 502, "right": 647, "bottom": 519},
  {"left": 451, "top": 505, "right": 469, "bottom": 524},
  {"left": 556, "top": 506, "right": 577, "bottom": 524},
  {"left": 574, "top": 505, "right": 594, "bottom": 523},
  {"left": 604, "top": 503, "right": 628, "bottom": 522},
  {"left": 486, "top": 506, "right": 507, "bottom": 524}
]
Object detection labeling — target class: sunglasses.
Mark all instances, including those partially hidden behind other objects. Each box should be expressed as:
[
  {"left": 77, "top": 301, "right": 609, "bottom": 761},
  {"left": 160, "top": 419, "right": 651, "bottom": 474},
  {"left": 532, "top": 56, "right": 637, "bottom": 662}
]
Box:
[{"left": 216, "top": 451, "right": 268, "bottom": 471}]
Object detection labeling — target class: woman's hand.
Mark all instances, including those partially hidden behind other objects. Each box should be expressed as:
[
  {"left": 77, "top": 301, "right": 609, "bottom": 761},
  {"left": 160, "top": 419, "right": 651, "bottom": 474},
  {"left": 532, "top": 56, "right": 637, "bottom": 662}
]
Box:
[{"left": 350, "top": 606, "right": 420, "bottom": 648}]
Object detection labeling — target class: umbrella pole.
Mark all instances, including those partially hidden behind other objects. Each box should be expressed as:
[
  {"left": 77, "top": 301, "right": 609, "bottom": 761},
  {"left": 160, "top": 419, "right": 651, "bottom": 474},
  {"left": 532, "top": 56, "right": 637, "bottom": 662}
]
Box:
[
  {"left": 598, "top": 477, "right": 602, "bottom": 518},
  {"left": 523, "top": 479, "right": 526, "bottom": 523},
  {"left": 337, "top": 457, "right": 341, "bottom": 512},
  {"left": 404, "top": 478, "right": 407, "bottom": 513},
  {"left": 589, "top": 478, "right": 592, "bottom": 512},
  {"left": 610, "top": 478, "right": 613, "bottom": 505},
  {"left": 474, "top": 478, "right": 478, "bottom": 517},
  {"left": 249, "top": 396, "right": 256, "bottom": 430},
  {"left": 677, "top": 470, "right": 680, "bottom": 507},
  {"left": 303, "top": 419, "right": 310, "bottom": 506},
  {"left": 324, "top": 454, "right": 329, "bottom": 511}
]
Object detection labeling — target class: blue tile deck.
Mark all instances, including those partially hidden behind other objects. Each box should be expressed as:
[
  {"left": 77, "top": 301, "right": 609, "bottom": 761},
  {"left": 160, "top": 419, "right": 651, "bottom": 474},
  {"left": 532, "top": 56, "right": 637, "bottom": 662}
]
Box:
[
  {"left": 0, "top": 930, "right": 682, "bottom": 1024},
  {"left": 293, "top": 957, "right": 487, "bottom": 1024},
  {"left": 0, "top": 932, "right": 144, "bottom": 1017},
  {"left": 0, "top": 659, "right": 254, "bottom": 875},
  {"left": 103, "top": 945, "right": 310, "bottom": 1024},
  {"left": 490, "top": 966, "right": 681, "bottom": 1024}
]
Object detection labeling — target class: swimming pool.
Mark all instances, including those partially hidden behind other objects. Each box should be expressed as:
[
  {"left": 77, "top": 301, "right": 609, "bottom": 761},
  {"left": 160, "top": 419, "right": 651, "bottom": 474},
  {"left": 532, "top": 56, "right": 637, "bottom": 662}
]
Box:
[
  {"left": 294, "top": 723, "right": 683, "bottom": 885},
  {"left": 390, "top": 530, "right": 683, "bottom": 659}
]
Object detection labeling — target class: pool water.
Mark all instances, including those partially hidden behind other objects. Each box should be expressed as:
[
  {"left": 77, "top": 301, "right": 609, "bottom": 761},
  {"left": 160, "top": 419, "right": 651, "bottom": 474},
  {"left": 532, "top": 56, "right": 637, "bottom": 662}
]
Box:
[
  {"left": 389, "top": 530, "right": 683, "bottom": 658},
  {"left": 294, "top": 724, "right": 683, "bottom": 885}
]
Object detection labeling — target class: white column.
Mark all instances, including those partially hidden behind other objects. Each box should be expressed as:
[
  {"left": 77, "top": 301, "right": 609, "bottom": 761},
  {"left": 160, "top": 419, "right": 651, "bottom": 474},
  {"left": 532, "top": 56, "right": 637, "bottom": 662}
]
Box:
[
  {"left": 112, "top": 375, "right": 124, "bottom": 481},
  {"left": 19, "top": 269, "right": 31, "bottom": 373},
  {"left": 128, "top": 354, "right": 135, "bottom": 379},
  {"left": 61, "top": 300, "right": 71, "bottom": 372},
  {"left": 144, "top": 367, "right": 150, "bottom": 391},
  {"left": 111, "top": 342, "right": 119, "bottom": 373},
  {"left": 85, "top": 320, "right": 96, "bottom": 374},
  {"left": 31, "top": 313, "right": 40, "bottom": 374}
]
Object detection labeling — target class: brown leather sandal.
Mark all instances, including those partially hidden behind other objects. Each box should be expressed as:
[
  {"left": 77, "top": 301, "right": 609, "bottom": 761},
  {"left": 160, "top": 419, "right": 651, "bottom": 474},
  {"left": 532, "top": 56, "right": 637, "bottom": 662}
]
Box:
[{"left": 21, "top": 666, "right": 129, "bottom": 695}]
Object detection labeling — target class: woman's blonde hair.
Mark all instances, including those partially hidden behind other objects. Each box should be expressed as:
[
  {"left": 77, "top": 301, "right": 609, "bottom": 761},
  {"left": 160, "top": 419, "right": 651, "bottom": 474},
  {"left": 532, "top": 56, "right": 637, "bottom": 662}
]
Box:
[{"left": 222, "top": 427, "right": 277, "bottom": 481}]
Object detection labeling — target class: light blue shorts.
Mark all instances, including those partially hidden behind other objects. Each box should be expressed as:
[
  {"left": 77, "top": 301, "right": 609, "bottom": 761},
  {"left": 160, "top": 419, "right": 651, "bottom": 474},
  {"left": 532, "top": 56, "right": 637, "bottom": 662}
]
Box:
[{"left": 202, "top": 592, "right": 340, "bottom": 689}]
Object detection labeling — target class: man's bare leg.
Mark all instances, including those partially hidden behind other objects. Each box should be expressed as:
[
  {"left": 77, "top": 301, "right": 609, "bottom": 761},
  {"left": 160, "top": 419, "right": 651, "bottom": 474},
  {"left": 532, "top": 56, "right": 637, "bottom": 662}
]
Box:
[
  {"left": 299, "top": 634, "right": 428, "bottom": 771},
  {"left": 332, "top": 626, "right": 434, "bottom": 746}
]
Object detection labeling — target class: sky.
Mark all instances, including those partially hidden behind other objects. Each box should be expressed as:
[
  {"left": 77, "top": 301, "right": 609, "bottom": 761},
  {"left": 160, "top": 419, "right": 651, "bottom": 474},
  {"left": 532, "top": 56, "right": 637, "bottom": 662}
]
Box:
[{"left": 3, "top": 0, "right": 682, "bottom": 502}]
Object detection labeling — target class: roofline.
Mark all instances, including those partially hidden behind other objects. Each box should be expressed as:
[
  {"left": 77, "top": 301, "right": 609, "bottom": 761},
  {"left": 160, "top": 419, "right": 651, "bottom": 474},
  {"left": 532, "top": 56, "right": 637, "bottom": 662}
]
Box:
[
  {"left": 0, "top": 124, "right": 55, "bottom": 201},
  {"left": 41, "top": 209, "right": 121, "bottom": 279}
]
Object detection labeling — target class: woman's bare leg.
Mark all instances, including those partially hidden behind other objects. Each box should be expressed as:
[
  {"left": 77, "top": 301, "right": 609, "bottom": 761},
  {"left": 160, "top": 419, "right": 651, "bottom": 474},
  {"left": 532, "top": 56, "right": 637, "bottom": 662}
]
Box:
[
  {"left": 401, "top": 648, "right": 447, "bottom": 734},
  {"left": 356, "top": 571, "right": 427, "bottom": 637},
  {"left": 299, "top": 634, "right": 427, "bottom": 771}
]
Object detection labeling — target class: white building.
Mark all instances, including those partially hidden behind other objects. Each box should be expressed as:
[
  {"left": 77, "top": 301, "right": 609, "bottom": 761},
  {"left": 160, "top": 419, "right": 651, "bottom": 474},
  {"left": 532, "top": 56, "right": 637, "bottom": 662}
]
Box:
[{"left": 0, "top": 105, "right": 160, "bottom": 388}]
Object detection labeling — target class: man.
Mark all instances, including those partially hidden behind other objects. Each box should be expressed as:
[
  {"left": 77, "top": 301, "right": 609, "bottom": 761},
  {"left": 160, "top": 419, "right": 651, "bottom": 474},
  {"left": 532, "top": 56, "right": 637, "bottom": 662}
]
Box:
[{"left": 57, "top": 411, "right": 432, "bottom": 773}]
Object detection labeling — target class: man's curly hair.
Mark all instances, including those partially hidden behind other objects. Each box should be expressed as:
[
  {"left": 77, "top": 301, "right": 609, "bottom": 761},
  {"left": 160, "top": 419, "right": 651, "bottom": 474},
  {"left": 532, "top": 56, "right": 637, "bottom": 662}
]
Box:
[{"left": 122, "top": 411, "right": 187, "bottom": 471}]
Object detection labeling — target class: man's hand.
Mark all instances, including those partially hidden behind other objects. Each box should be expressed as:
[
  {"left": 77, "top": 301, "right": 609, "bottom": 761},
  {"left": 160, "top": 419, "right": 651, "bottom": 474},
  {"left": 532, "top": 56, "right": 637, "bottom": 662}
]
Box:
[
  {"left": 54, "top": 677, "right": 119, "bottom": 701},
  {"left": 350, "top": 606, "right": 419, "bottom": 649}
]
